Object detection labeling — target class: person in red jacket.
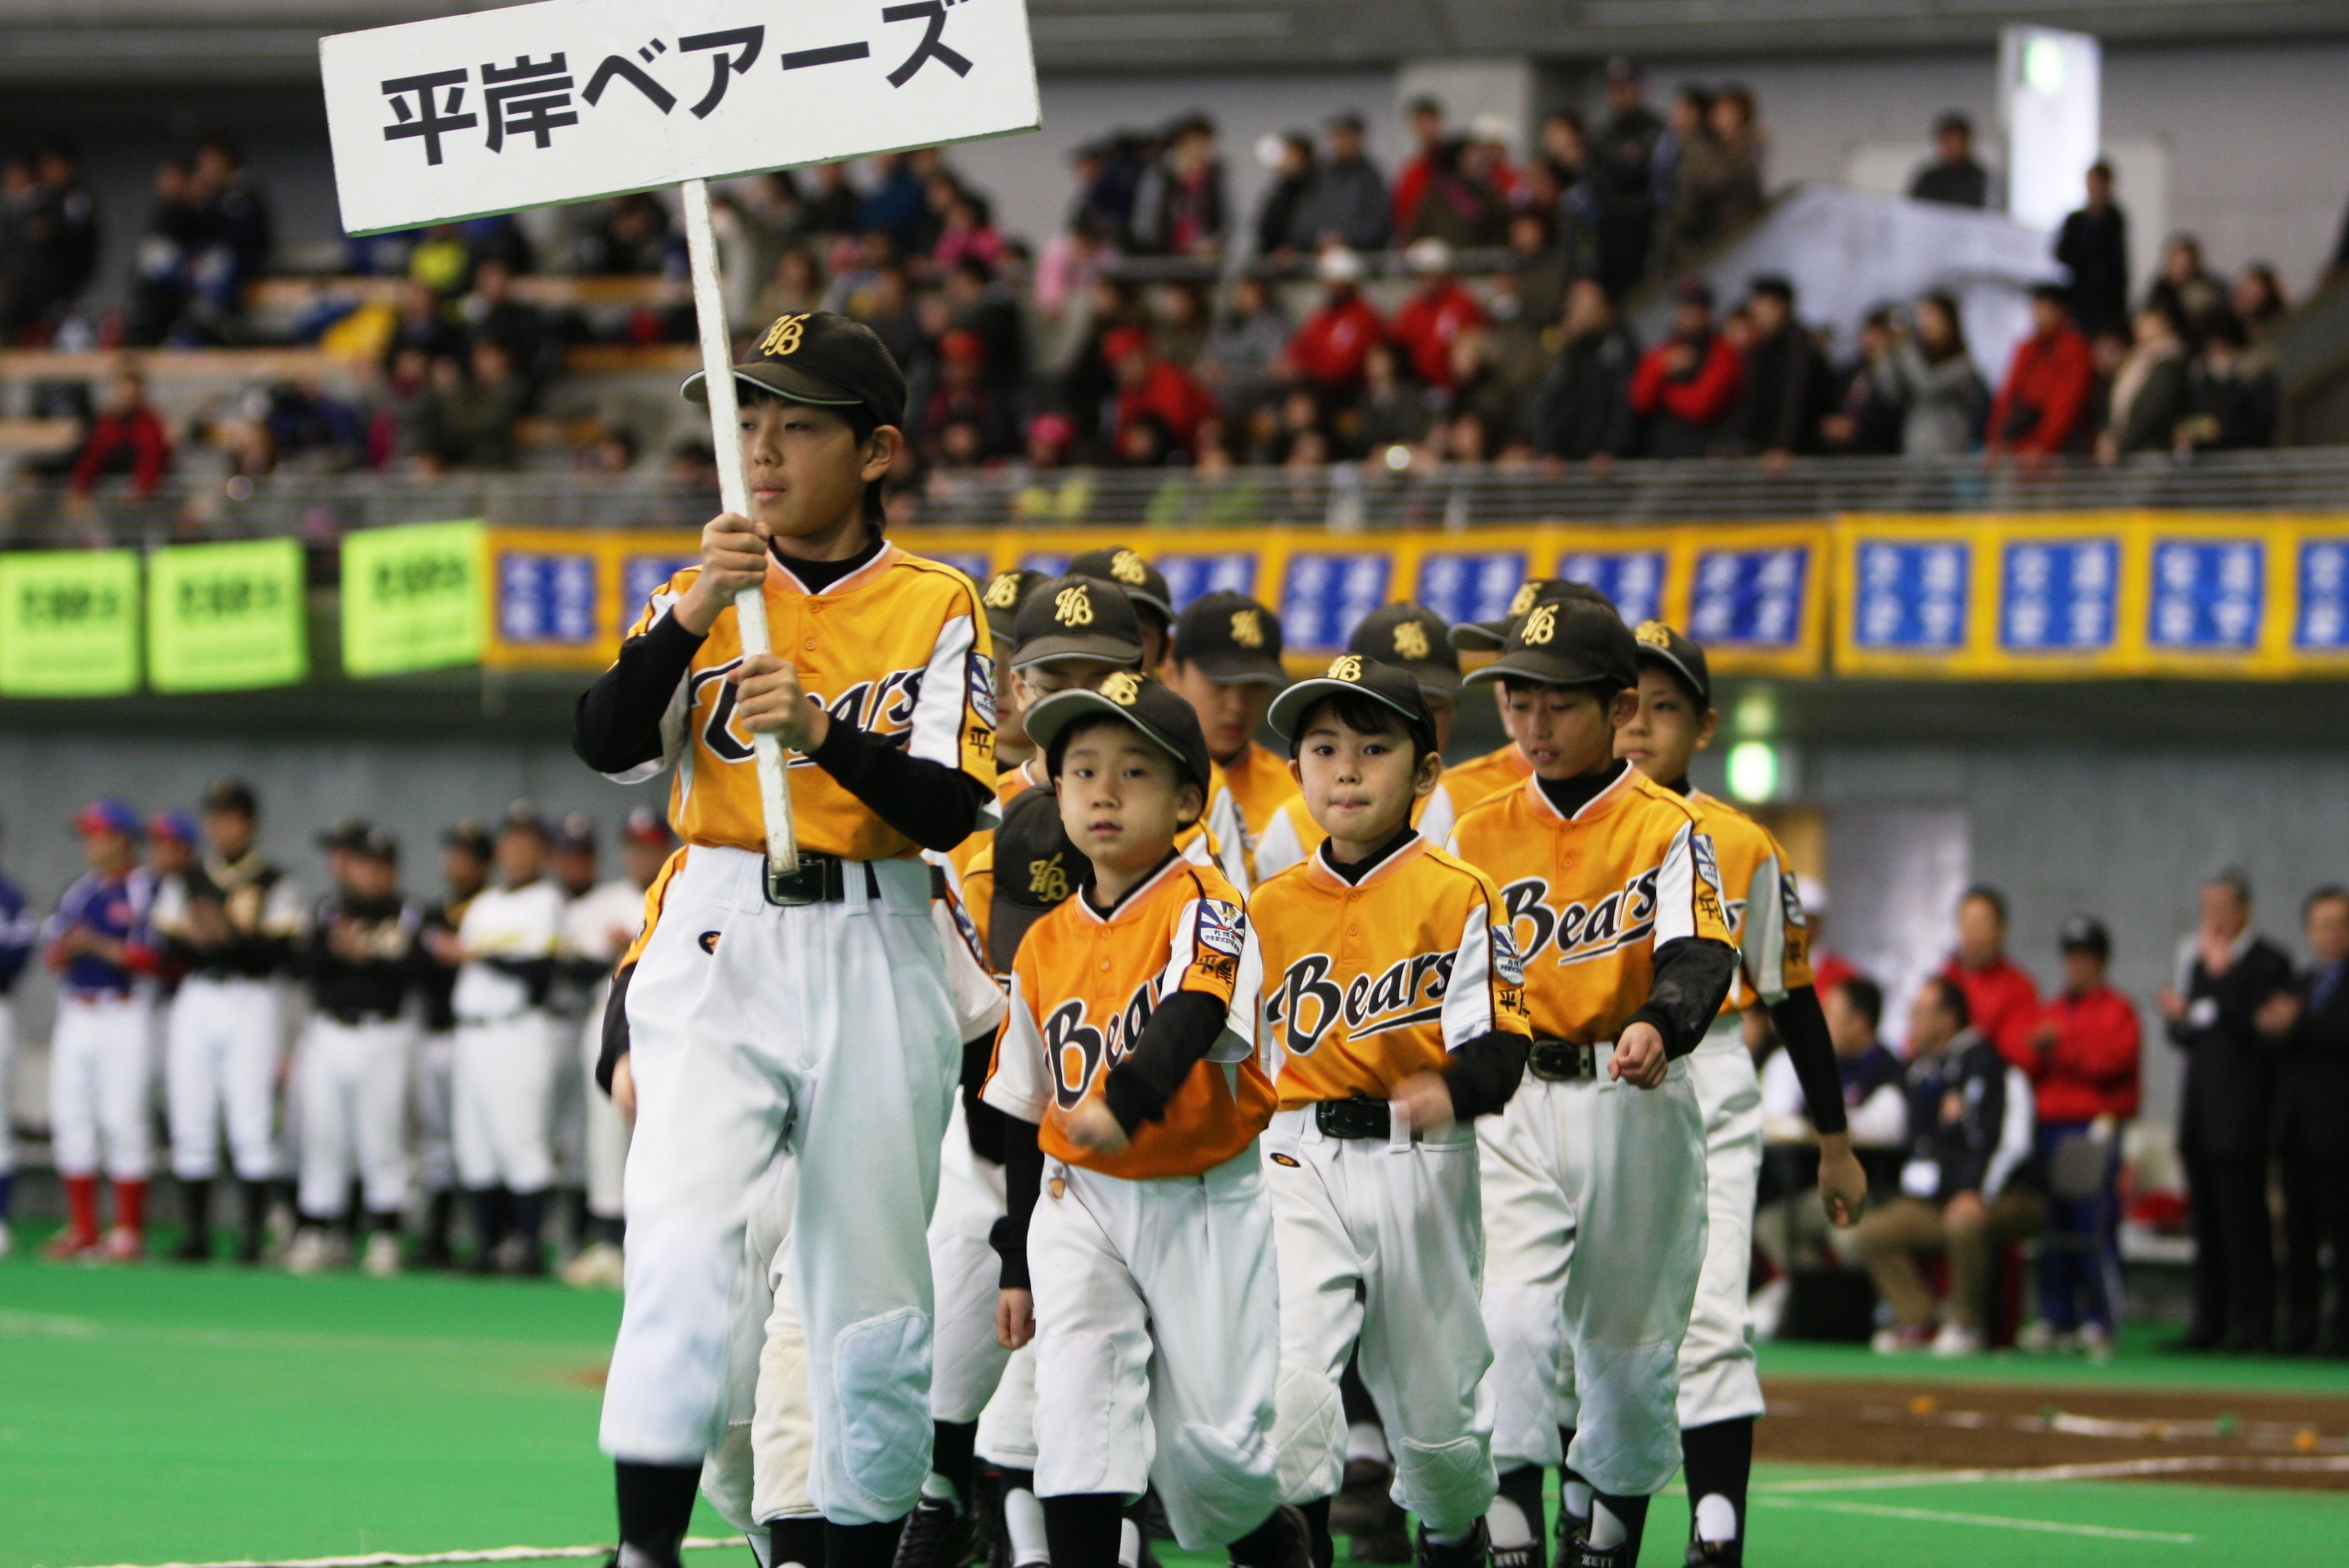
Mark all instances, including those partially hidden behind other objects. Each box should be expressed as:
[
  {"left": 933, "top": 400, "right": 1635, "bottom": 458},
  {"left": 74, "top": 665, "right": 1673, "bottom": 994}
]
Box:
[
  {"left": 1629, "top": 278, "right": 1743, "bottom": 457},
  {"left": 1104, "top": 325, "right": 1217, "bottom": 456},
  {"left": 1284, "top": 246, "right": 1386, "bottom": 395},
  {"left": 1987, "top": 284, "right": 2094, "bottom": 464},
  {"left": 68, "top": 368, "right": 172, "bottom": 500},
  {"left": 2018, "top": 917, "right": 2142, "bottom": 1354},
  {"left": 1389, "top": 237, "right": 1486, "bottom": 389},
  {"left": 1940, "top": 884, "right": 2043, "bottom": 1070}
]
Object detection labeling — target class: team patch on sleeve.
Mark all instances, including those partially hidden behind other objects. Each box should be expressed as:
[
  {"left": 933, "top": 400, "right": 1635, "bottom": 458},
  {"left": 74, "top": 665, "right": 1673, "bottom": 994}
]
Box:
[
  {"left": 1691, "top": 830, "right": 1724, "bottom": 901},
  {"left": 967, "top": 648, "right": 998, "bottom": 728},
  {"left": 1196, "top": 897, "right": 1245, "bottom": 957},
  {"left": 1491, "top": 923, "right": 1527, "bottom": 987}
]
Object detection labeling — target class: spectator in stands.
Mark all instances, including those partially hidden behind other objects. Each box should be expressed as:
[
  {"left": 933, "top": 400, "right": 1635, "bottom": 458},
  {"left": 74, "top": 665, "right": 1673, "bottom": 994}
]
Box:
[
  {"left": 2161, "top": 869, "right": 2295, "bottom": 1352},
  {"left": 2147, "top": 234, "right": 2228, "bottom": 348},
  {"left": 1391, "top": 238, "right": 1486, "bottom": 390},
  {"left": 1534, "top": 109, "right": 1600, "bottom": 274},
  {"left": 922, "top": 330, "right": 1017, "bottom": 461},
  {"left": 1987, "top": 284, "right": 2095, "bottom": 463},
  {"left": 1403, "top": 137, "right": 1511, "bottom": 249},
  {"left": 1390, "top": 96, "right": 1448, "bottom": 239},
  {"left": 1733, "top": 274, "right": 1828, "bottom": 460},
  {"left": 1287, "top": 113, "right": 1390, "bottom": 254},
  {"left": 1630, "top": 278, "right": 1743, "bottom": 457},
  {"left": 1883, "top": 292, "right": 1989, "bottom": 458},
  {"left": 2179, "top": 314, "right": 2279, "bottom": 452},
  {"left": 2232, "top": 263, "right": 2288, "bottom": 344},
  {"left": 575, "top": 193, "right": 680, "bottom": 276},
  {"left": 191, "top": 137, "right": 271, "bottom": 289},
  {"left": 460, "top": 259, "right": 556, "bottom": 406},
  {"left": 858, "top": 152, "right": 934, "bottom": 254},
  {"left": 2271, "top": 887, "right": 2349, "bottom": 1355},
  {"left": 853, "top": 266, "right": 927, "bottom": 383},
  {"left": 1659, "top": 84, "right": 1766, "bottom": 278},
  {"left": 1132, "top": 114, "right": 1228, "bottom": 259},
  {"left": 1285, "top": 247, "right": 1386, "bottom": 397},
  {"left": 1195, "top": 274, "right": 1290, "bottom": 418},
  {"left": 1252, "top": 132, "right": 1317, "bottom": 261},
  {"left": 800, "top": 163, "right": 862, "bottom": 236},
  {"left": 1153, "top": 281, "right": 1211, "bottom": 370},
  {"left": 1529, "top": 276, "right": 1639, "bottom": 463},
  {"left": 1353, "top": 340, "right": 1433, "bottom": 456},
  {"left": 1940, "top": 885, "right": 2041, "bottom": 1069},
  {"left": 1823, "top": 977, "right": 1908, "bottom": 1147},
  {"left": 756, "top": 246, "right": 824, "bottom": 322},
  {"left": 0, "top": 140, "right": 98, "bottom": 342},
  {"left": 126, "top": 157, "right": 219, "bottom": 345},
  {"left": 1107, "top": 325, "right": 1216, "bottom": 459},
  {"left": 413, "top": 340, "right": 526, "bottom": 472},
  {"left": 2097, "top": 300, "right": 2192, "bottom": 460},
  {"left": 406, "top": 224, "right": 473, "bottom": 298},
  {"left": 384, "top": 279, "right": 464, "bottom": 370},
  {"left": 930, "top": 185, "right": 1002, "bottom": 275},
  {"left": 68, "top": 368, "right": 172, "bottom": 500},
  {"left": 823, "top": 231, "right": 896, "bottom": 319},
  {"left": 213, "top": 379, "right": 366, "bottom": 476},
  {"left": 1819, "top": 308, "right": 1905, "bottom": 457},
  {"left": 1854, "top": 976, "right": 2045, "bottom": 1356},
  {"left": 2015, "top": 917, "right": 2140, "bottom": 1356},
  {"left": 1594, "top": 58, "right": 1665, "bottom": 295},
  {"left": 1437, "top": 330, "right": 1519, "bottom": 450},
  {"left": 1908, "top": 112, "right": 1991, "bottom": 209},
  {"left": 2055, "top": 161, "right": 2129, "bottom": 339},
  {"left": 1507, "top": 203, "right": 1575, "bottom": 333},
  {"left": 943, "top": 256, "right": 1027, "bottom": 394}
]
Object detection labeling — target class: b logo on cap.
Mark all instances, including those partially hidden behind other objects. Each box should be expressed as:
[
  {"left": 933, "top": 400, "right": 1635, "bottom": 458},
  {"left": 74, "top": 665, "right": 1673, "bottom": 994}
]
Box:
[
  {"left": 1029, "top": 852, "right": 1071, "bottom": 902},
  {"left": 1635, "top": 620, "right": 1672, "bottom": 648},
  {"left": 1326, "top": 655, "right": 1364, "bottom": 681},
  {"left": 1509, "top": 581, "right": 1541, "bottom": 617},
  {"left": 1391, "top": 620, "right": 1431, "bottom": 660},
  {"left": 761, "top": 313, "right": 810, "bottom": 356},
  {"left": 1521, "top": 603, "right": 1558, "bottom": 646},
  {"left": 1100, "top": 671, "right": 1143, "bottom": 706},
  {"left": 1230, "top": 609, "right": 1265, "bottom": 649},
  {"left": 983, "top": 572, "right": 1024, "bottom": 610},
  {"left": 1110, "top": 549, "right": 1149, "bottom": 585},
  {"left": 1054, "top": 585, "right": 1094, "bottom": 626}
]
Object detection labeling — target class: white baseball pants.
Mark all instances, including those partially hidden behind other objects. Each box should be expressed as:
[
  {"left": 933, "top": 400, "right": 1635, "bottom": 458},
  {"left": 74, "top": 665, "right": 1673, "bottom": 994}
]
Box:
[
  {"left": 296, "top": 1016, "right": 415, "bottom": 1218},
  {"left": 453, "top": 1010, "right": 555, "bottom": 1193},
  {"left": 1030, "top": 1148, "right": 1284, "bottom": 1551},
  {"left": 976, "top": 1346, "right": 1039, "bottom": 1468},
  {"left": 601, "top": 847, "right": 958, "bottom": 1526},
  {"left": 165, "top": 977, "right": 282, "bottom": 1182},
  {"left": 414, "top": 1030, "right": 456, "bottom": 1193},
  {"left": 1479, "top": 1055, "right": 1707, "bottom": 1499},
  {"left": 1676, "top": 1025, "right": 1765, "bottom": 1430},
  {"left": 931, "top": 1097, "right": 1014, "bottom": 1424},
  {"left": 581, "top": 998, "right": 629, "bottom": 1222},
  {"left": 1265, "top": 1108, "right": 1496, "bottom": 1537},
  {"left": 702, "top": 1158, "right": 818, "bottom": 1534},
  {"left": 551, "top": 1003, "right": 588, "bottom": 1191},
  {"left": 51, "top": 993, "right": 154, "bottom": 1181}
]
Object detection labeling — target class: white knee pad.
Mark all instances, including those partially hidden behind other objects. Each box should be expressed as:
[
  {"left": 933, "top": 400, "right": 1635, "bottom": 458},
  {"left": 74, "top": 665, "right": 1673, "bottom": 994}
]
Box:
[
  {"left": 1394, "top": 1434, "right": 1497, "bottom": 1540},
  {"left": 1481, "top": 1283, "right": 1565, "bottom": 1470},
  {"left": 826, "top": 1308, "right": 935, "bottom": 1517},
  {"left": 1272, "top": 1359, "right": 1346, "bottom": 1505}
]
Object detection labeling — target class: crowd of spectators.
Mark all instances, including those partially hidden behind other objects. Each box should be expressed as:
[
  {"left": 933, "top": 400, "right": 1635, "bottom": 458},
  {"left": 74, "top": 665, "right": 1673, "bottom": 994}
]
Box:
[{"left": 3, "top": 71, "right": 2331, "bottom": 501}]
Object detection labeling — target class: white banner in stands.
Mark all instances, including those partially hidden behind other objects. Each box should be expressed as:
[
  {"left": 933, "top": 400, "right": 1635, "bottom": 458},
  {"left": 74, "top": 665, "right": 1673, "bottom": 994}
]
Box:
[{"left": 321, "top": 0, "right": 1040, "bottom": 235}]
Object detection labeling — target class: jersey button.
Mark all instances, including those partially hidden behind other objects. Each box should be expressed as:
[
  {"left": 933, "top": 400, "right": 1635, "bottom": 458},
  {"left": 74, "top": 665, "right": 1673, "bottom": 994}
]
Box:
[
  {"left": 1099, "top": 958, "right": 1112, "bottom": 972},
  {"left": 802, "top": 638, "right": 817, "bottom": 651}
]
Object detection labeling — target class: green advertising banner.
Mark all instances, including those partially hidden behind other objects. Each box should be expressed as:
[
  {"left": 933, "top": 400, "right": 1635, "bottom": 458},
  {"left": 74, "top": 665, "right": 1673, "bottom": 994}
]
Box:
[
  {"left": 0, "top": 549, "right": 141, "bottom": 697},
  {"left": 148, "top": 539, "right": 308, "bottom": 692},
  {"left": 340, "top": 520, "right": 488, "bottom": 677}
]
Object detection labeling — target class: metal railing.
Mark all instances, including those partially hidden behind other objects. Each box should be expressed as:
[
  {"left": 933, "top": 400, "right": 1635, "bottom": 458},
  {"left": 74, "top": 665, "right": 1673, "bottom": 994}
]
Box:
[{"left": 7, "top": 447, "right": 2348, "bottom": 548}]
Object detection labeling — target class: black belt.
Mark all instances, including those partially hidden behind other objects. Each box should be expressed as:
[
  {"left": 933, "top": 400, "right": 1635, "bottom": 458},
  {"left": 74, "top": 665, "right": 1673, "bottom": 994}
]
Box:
[
  {"left": 763, "top": 854, "right": 881, "bottom": 907},
  {"left": 325, "top": 1008, "right": 401, "bottom": 1028},
  {"left": 1527, "top": 1039, "right": 1602, "bottom": 1083},
  {"left": 1314, "top": 1098, "right": 1391, "bottom": 1139}
]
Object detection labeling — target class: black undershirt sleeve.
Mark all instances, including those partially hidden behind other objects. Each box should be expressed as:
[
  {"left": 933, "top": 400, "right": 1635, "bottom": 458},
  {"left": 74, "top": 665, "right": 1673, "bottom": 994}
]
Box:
[
  {"left": 1100, "top": 989, "right": 1230, "bottom": 1135},
  {"left": 1765, "top": 984, "right": 1849, "bottom": 1137},
  {"left": 574, "top": 615, "right": 704, "bottom": 775},
  {"left": 961, "top": 1033, "right": 1009, "bottom": 1164},
  {"left": 594, "top": 959, "right": 635, "bottom": 1095},
  {"left": 807, "top": 718, "right": 993, "bottom": 853},
  {"left": 990, "top": 1115, "right": 1043, "bottom": 1289},
  {"left": 1443, "top": 1028, "right": 1531, "bottom": 1122},
  {"left": 1627, "top": 935, "right": 1740, "bottom": 1058}
]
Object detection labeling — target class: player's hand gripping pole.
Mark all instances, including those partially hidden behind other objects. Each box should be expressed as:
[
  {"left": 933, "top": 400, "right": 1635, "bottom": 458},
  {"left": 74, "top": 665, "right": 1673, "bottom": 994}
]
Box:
[{"left": 681, "top": 176, "right": 797, "bottom": 877}]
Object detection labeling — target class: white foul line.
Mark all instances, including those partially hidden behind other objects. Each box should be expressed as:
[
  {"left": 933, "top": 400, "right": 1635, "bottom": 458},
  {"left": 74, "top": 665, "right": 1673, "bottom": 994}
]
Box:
[
  {"left": 68, "top": 1538, "right": 740, "bottom": 1568},
  {"left": 1756, "top": 1454, "right": 2349, "bottom": 1492},
  {"left": 1754, "top": 1497, "right": 2198, "bottom": 1544}
]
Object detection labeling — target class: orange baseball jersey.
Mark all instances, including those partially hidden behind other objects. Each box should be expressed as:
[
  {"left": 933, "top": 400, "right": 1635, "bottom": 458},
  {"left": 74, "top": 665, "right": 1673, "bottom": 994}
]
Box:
[
  {"left": 1252, "top": 774, "right": 1461, "bottom": 883},
  {"left": 1686, "top": 790, "right": 1813, "bottom": 1014},
  {"left": 1441, "top": 741, "right": 1532, "bottom": 817},
  {"left": 1202, "top": 743, "right": 1302, "bottom": 891},
  {"left": 616, "top": 845, "right": 690, "bottom": 971},
  {"left": 1246, "top": 837, "right": 1531, "bottom": 1107},
  {"left": 1446, "top": 765, "right": 1733, "bottom": 1044},
  {"left": 606, "top": 545, "right": 996, "bottom": 861},
  {"left": 983, "top": 854, "right": 1274, "bottom": 1180}
]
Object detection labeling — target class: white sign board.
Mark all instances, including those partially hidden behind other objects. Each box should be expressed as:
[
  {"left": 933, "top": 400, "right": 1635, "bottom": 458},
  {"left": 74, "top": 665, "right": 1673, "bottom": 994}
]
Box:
[
  {"left": 1999, "top": 24, "right": 2100, "bottom": 234},
  {"left": 321, "top": 0, "right": 1041, "bottom": 235}
]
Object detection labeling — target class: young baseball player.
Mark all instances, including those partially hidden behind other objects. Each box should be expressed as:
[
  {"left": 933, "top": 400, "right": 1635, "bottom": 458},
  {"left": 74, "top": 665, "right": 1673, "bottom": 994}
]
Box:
[
  {"left": 958, "top": 569, "right": 1051, "bottom": 882},
  {"left": 1066, "top": 547, "right": 1177, "bottom": 672},
  {"left": 546, "top": 812, "right": 607, "bottom": 1256},
  {"left": 1436, "top": 582, "right": 1556, "bottom": 820},
  {"left": 448, "top": 804, "right": 564, "bottom": 1276},
  {"left": 983, "top": 676, "right": 1305, "bottom": 1568},
  {"left": 414, "top": 819, "right": 490, "bottom": 1268},
  {"left": 155, "top": 777, "right": 304, "bottom": 1264},
  {"left": 286, "top": 822, "right": 423, "bottom": 1279},
  {"left": 1249, "top": 656, "right": 1532, "bottom": 1568},
  {"left": 1252, "top": 604, "right": 1466, "bottom": 880},
  {"left": 1614, "top": 622, "right": 1866, "bottom": 1566},
  {"left": 573, "top": 310, "right": 996, "bottom": 1568},
  {"left": 42, "top": 800, "right": 158, "bottom": 1261},
  {"left": 1446, "top": 586, "right": 1738, "bottom": 1568},
  {"left": 1166, "top": 590, "right": 1299, "bottom": 893},
  {"left": 0, "top": 818, "right": 33, "bottom": 1259}
]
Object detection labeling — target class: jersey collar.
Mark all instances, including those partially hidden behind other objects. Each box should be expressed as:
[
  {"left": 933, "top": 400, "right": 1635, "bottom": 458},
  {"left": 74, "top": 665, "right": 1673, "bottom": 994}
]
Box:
[
  {"left": 767, "top": 540, "right": 899, "bottom": 598},
  {"left": 1074, "top": 850, "right": 1187, "bottom": 925},
  {"left": 1525, "top": 756, "right": 1636, "bottom": 824},
  {"left": 1308, "top": 829, "right": 1422, "bottom": 892}
]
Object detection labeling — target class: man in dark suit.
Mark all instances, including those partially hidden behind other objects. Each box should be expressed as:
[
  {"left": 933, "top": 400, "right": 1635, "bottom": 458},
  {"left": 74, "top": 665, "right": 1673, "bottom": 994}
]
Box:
[
  {"left": 2160, "top": 870, "right": 2296, "bottom": 1352},
  {"left": 2270, "top": 887, "right": 2349, "bottom": 1354}
]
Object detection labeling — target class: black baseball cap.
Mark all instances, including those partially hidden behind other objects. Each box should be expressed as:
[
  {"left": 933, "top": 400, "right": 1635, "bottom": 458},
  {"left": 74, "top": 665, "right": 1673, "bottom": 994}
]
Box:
[
  {"left": 1349, "top": 603, "right": 1460, "bottom": 697},
  {"left": 1269, "top": 655, "right": 1439, "bottom": 756},
  {"left": 1012, "top": 575, "right": 1145, "bottom": 671},
  {"left": 351, "top": 825, "right": 399, "bottom": 863},
  {"left": 990, "top": 786, "right": 1081, "bottom": 962},
  {"left": 980, "top": 568, "right": 1049, "bottom": 645},
  {"left": 1173, "top": 591, "right": 1285, "bottom": 684},
  {"left": 202, "top": 776, "right": 258, "bottom": 817},
  {"left": 682, "top": 309, "right": 909, "bottom": 427},
  {"left": 1632, "top": 619, "right": 1712, "bottom": 709},
  {"left": 442, "top": 818, "right": 493, "bottom": 861},
  {"left": 317, "top": 816, "right": 372, "bottom": 853},
  {"left": 499, "top": 800, "right": 549, "bottom": 840},
  {"left": 1449, "top": 578, "right": 1557, "bottom": 652},
  {"left": 553, "top": 812, "right": 596, "bottom": 853},
  {"left": 2059, "top": 916, "right": 2111, "bottom": 958},
  {"left": 1463, "top": 584, "right": 1639, "bottom": 691},
  {"left": 1026, "top": 673, "right": 1215, "bottom": 796},
  {"left": 1067, "top": 546, "right": 1175, "bottom": 625}
]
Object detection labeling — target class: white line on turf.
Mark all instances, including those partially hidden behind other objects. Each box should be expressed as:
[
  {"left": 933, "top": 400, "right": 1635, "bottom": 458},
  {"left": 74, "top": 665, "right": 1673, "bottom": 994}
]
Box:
[
  {"left": 1754, "top": 1497, "right": 2198, "bottom": 1543},
  {"left": 1755, "top": 1454, "right": 2349, "bottom": 1491},
  {"left": 68, "top": 1538, "right": 739, "bottom": 1568}
]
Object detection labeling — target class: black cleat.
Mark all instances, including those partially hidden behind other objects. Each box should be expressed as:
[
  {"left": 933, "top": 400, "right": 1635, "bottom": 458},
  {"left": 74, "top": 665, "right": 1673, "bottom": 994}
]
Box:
[
  {"left": 1230, "top": 1505, "right": 1315, "bottom": 1568},
  {"left": 1411, "top": 1519, "right": 1488, "bottom": 1568},
  {"left": 893, "top": 1495, "right": 973, "bottom": 1568},
  {"left": 1329, "top": 1459, "right": 1393, "bottom": 1535},
  {"left": 1569, "top": 1545, "right": 1627, "bottom": 1568},
  {"left": 1349, "top": 1499, "right": 1413, "bottom": 1565},
  {"left": 1685, "top": 1540, "right": 1742, "bottom": 1565}
]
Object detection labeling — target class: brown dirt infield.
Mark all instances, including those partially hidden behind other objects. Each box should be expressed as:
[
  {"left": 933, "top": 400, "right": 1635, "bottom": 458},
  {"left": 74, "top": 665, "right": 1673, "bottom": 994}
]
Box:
[{"left": 1758, "top": 1377, "right": 2349, "bottom": 1490}]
